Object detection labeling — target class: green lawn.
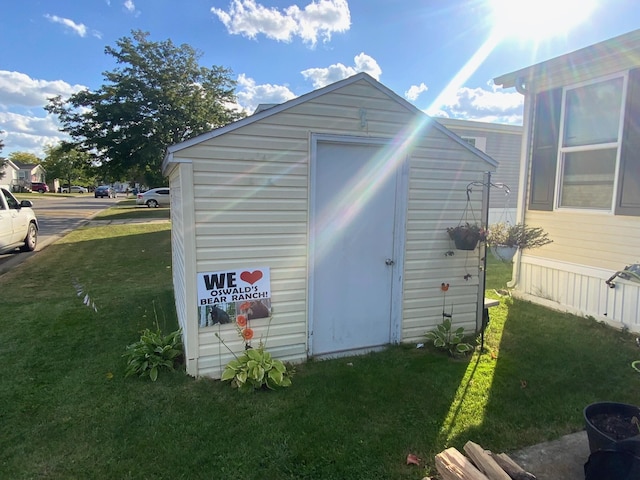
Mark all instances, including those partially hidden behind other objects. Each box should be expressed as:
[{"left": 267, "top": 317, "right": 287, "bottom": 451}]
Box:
[
  {"left": 1, "top": 224, "right": 639, "bottom": 479},
  {"left": 94, "top": 199, "right": 171, "bottom": 220}
]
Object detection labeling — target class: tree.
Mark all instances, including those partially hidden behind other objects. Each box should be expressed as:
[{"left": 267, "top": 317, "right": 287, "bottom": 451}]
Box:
[
  {"left": 42, "top": 143, "right": 93, "bottom": 191},
  {"left": 46, "top": 30, "right": 245, "bottom": 186},
  {"left": 0, "top": 135, "right": 5, "bottom": 181},
  {"left": 8, "top": 152, "right": 41, "bottom": 165}
]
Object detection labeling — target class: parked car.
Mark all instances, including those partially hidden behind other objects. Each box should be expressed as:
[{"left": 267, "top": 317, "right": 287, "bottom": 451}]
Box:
[
  {"left": 61, "top": 185, "right": 88, "bottom": 194},
  {"left": 30, "top": 182, "right": 49, "bottom": 193},
  {"left": 94, "top": 185, "right": 116, "bottom": 198},
  {"left": 136, "top": 187, "right": 170, "bottom": 208},
  {"left": 0, "top": 187, "right": 38, "bottom": 254}
]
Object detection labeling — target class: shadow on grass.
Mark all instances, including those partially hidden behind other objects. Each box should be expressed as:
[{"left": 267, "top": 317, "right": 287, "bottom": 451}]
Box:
[{"left": 443, "top": 298, "right": 640, "bottom": 456}]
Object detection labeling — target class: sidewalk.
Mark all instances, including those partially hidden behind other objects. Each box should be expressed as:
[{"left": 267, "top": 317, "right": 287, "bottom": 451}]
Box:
[
  {"left": 510, "top": 430, "right": 589, "bottom": 480},
  {"left": 87, "top": 218, "right": 170, "bottom": 226}
]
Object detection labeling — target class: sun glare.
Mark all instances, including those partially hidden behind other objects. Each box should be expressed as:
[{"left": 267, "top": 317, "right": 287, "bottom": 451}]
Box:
[{"left": 490, "top": 0, "right": 597, "bottom": 41}]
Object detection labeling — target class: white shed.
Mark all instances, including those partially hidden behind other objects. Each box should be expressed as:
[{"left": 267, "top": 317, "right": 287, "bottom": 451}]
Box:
[{"left": 162, "top": 73, "right": 497, "bottom": 378}]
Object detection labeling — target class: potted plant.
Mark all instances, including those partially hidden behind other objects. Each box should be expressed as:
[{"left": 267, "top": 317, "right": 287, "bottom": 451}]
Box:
[
  {"left": 584, "top": 402, "right": 640, "bottom": 453},
  {"left": 447, "top": 222, "right": 485, "bottom": 251},
  {"left": 486, "top": 222, "right": 552, "bottom": 261}
]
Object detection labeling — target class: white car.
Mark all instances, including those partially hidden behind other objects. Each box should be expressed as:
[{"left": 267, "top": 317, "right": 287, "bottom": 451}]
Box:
[
  {"left": 136, "top": 187, "right": 170, "bottom": 208},
  {"left": 0, "top": 188, "right": 38, "bottom": 254},
  {"left": 62, "top": 185, "right": 88, "bottom": 193}
]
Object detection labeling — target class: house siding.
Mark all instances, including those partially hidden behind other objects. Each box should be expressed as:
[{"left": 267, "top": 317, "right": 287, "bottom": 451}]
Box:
[
  {"left": 437, "top": 119, "right": 522, "bottom": 223},
  {"left": 496, "top": 31, "right": 640, "bottom": 332},
  {"left": 166, "top": 76, "right": 495, "bottom": 378}
]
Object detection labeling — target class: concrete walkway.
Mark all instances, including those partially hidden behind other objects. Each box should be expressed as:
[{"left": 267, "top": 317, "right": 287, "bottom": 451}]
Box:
[{"left": 510, "top": 430, "right": 589, "bottom": 479}]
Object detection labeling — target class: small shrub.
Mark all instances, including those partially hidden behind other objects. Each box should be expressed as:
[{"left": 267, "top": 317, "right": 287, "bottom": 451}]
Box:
[
  {"left": 220, "top": 347, "right": 293, "bottom": 392},
  {"left": 215, "top": 313, "right": 293, "bottom": 392},
  {"left": 124, "top": 328, "right": 183, "bottom": 381},
  {"left": 425, "top": 318, "right": 474, "bottom": 356}
]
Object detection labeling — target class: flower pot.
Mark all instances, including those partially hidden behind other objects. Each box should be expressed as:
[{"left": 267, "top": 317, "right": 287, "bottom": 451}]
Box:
[
  {"left": 491, "top": 245, "right": 517, "bottom": 261},
  {"left": 584, "top": 402, "right": 640, "bottom": 454},
  {"left": 452, "top": 235, "right": 479, "bottom": 250}
]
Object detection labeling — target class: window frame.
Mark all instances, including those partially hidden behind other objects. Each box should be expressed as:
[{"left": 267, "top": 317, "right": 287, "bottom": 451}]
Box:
[{"left": 554, "top": 72, "right": 628, "bottom": 213}]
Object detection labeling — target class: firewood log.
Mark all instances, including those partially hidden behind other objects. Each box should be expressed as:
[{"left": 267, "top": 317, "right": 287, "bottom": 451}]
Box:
[
  {"left": 491, "top": 452, "right": 537, "bottom": 480},
  {"left": 435, "top": 447, "right": 490, "bottom": 480},
  {"left": 463, "top": 441, "right": 512, "bottom": 480}
]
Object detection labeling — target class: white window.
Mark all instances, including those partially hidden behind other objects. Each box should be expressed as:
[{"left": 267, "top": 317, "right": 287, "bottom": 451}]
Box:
[
  {"left": 557, "top": 75, "right": 626, "bottom": 210},
  {"left": 461, "top": 136, "right": 487, "bottom": 153}
]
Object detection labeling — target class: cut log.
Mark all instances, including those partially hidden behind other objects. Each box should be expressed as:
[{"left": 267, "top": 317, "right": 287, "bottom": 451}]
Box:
[
  {"left": 435, "top": 447, "right": 490, "bottom": 480},
  {"left": 491, "top": 453, "right": 537, "bottom": 480},
  {"left": 463, "top": 441, "right": 512, "bottom": 480}
]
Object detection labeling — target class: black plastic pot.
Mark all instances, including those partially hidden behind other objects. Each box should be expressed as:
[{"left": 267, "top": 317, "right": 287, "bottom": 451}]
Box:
[
  {"left": 451, "top": 234, "right": 479, "bottom": 251},
  {"left": 584, "top": 402, "right": 640, "bottom": 454}
]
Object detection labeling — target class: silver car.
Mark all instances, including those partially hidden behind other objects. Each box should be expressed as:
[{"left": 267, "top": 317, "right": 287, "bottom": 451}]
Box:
[
  {"left": 136, "top": 187, "right": 170, "bottom": 208},
  {"left": 0, "top": 188, "right": 38, "bottom": 254}
]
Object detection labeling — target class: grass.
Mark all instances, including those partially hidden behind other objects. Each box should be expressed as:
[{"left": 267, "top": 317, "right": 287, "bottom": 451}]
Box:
[
  {"left": 94, "top": 199, "right": 171, "bottom": 220},
  {"left": 1, "top": 224, "right": 640, "bottom": 479}
]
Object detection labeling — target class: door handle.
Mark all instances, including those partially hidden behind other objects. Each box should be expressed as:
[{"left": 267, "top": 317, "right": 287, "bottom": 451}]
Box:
[{"left": 385, "top": 258, "right": 395, "bottom": 266}]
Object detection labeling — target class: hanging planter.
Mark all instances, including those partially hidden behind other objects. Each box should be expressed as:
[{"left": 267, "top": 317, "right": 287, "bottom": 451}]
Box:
[
  {"left": 447, "top": 223, "right": 485, "bottom": 251},
  {"left": 486, "top": 222, "right": 553, "bottom": 259},
  {"left": 490, "top": 245, "right": 518, "bottom": 262}
]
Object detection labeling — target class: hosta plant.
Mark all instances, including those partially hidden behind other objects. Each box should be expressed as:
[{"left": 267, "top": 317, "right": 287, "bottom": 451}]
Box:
[
  {"left": 215, "top": 312, "right": 293, "bottom": 392},
  {"left": 124, "top": 328, "right": 183, "bottom": 381},
  {"left": 425, "top": 317, "right": 474, "bottom": 357},
  {"left": 220, "top": 346, "right": 292, "bottom": 392}
]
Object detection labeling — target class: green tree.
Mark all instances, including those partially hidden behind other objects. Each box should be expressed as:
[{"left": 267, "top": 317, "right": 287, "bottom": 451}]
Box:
[
  {"left": 42, "top": 143, "right": 92, "bottom": 191},
  {"left": 46, "top": 30, "right": 245, "bottom": 186},
  {"left": 0, "top": 135, "right": 5, "bottom": 181},
  {"left": 8, "top": 152, "right": 41, "bottom": 165}
]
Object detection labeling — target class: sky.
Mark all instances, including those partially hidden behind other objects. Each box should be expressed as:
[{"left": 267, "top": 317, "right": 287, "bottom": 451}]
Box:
[{"left": 1, "top": 0, "right": 639, "bottom": 157}]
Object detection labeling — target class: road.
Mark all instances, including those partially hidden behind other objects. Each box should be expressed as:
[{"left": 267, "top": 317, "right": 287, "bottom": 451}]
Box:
[{"left": 0, "top": 194, "right": 120, "bottom": 274}]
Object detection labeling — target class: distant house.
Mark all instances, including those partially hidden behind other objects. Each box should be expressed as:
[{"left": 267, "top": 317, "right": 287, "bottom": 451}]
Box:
[
  {"left": 162, "top": 72, "right": 498, "bottom": 378},
  {"left": 12, "top": 161, "right": 47, "bottom": 192},
  {"left": 0, "top": 159, "right": 20, "bottom": 192},
  {"left": 494, "top": 29, "right": 640, "bottom": 332},
  {"left": 437, "top": 118, "right": 522, "bottom": 224}
]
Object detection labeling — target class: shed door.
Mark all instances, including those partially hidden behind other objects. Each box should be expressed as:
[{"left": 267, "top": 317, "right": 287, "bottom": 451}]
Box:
[{"left": 311, "top": 141, "right": 398, "bottom": 356}]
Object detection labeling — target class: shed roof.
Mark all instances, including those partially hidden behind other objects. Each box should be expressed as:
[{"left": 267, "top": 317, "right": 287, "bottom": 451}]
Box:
[
  {"left": 162, "top": 72, "right": 497, "bottom": 174},
  {"left": 494, "top": 29, "right": 640, "bottom": 93}
]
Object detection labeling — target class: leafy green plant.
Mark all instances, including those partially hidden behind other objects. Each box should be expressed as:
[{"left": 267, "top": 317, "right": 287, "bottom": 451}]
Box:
[
  {"left": 425, "top": 317, "right": 474, "bottom": 356},
  {"left": 215, "top": 313, "right": 293, "bottom": 392},
  {"left": 220, "top": 346, "right": 292, "bottom": 392},
  {"left": 124, "top": 327, "right": 183, "bottom": 381},
  {"left": 486, "top": 222, "right": 552, "bottom": 250}
]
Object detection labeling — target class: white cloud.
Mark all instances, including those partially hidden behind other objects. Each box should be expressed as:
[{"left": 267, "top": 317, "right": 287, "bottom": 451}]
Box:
[
  {"left": 426, "top": 83, "right": 523, "bottom": 124},
  {"left": 0, "top": 71, "right": 87, "bottom": 156},
  {"left": 405, "top": 82, "right": 428, "bottom": 101},
  {"left": 124, "top": 0, "right": 136, "bottom": 12},
  {"left": 212, "top": 0, "right": 350, "bottom": 46},
  {"left": 0, "top": 71, "right": 86, "bottom": 109},
  {"left": 44, "top": 14, "right": 102, "bottom": 38},
  {"left": 0, "top": 111, "right": 71, "bottom": 157},
  {"left": 235, "top": 74, "right": 297, "bottom": 113},
  {"left": 301, "top": 52, "right": 381, "bottom": 88}
]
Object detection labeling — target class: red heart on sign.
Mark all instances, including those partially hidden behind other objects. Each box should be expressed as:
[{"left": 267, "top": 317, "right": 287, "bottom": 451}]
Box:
[{"left": 240, "top": 270, "right": 263, "bottom": 285}]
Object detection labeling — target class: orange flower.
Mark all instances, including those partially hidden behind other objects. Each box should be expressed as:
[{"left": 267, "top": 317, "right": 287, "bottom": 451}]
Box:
[
  {"left": 236, "top": 315, "right": 247, "bottom": 327},
  {"left": 241, "top": 328, "right": 254, "bottom": 340},
  {"left": 441, "top": 283, "right": 450, "bottom": 292},
  {"left": 239, "top": 301, "right": 251, "bottom": 311}
]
